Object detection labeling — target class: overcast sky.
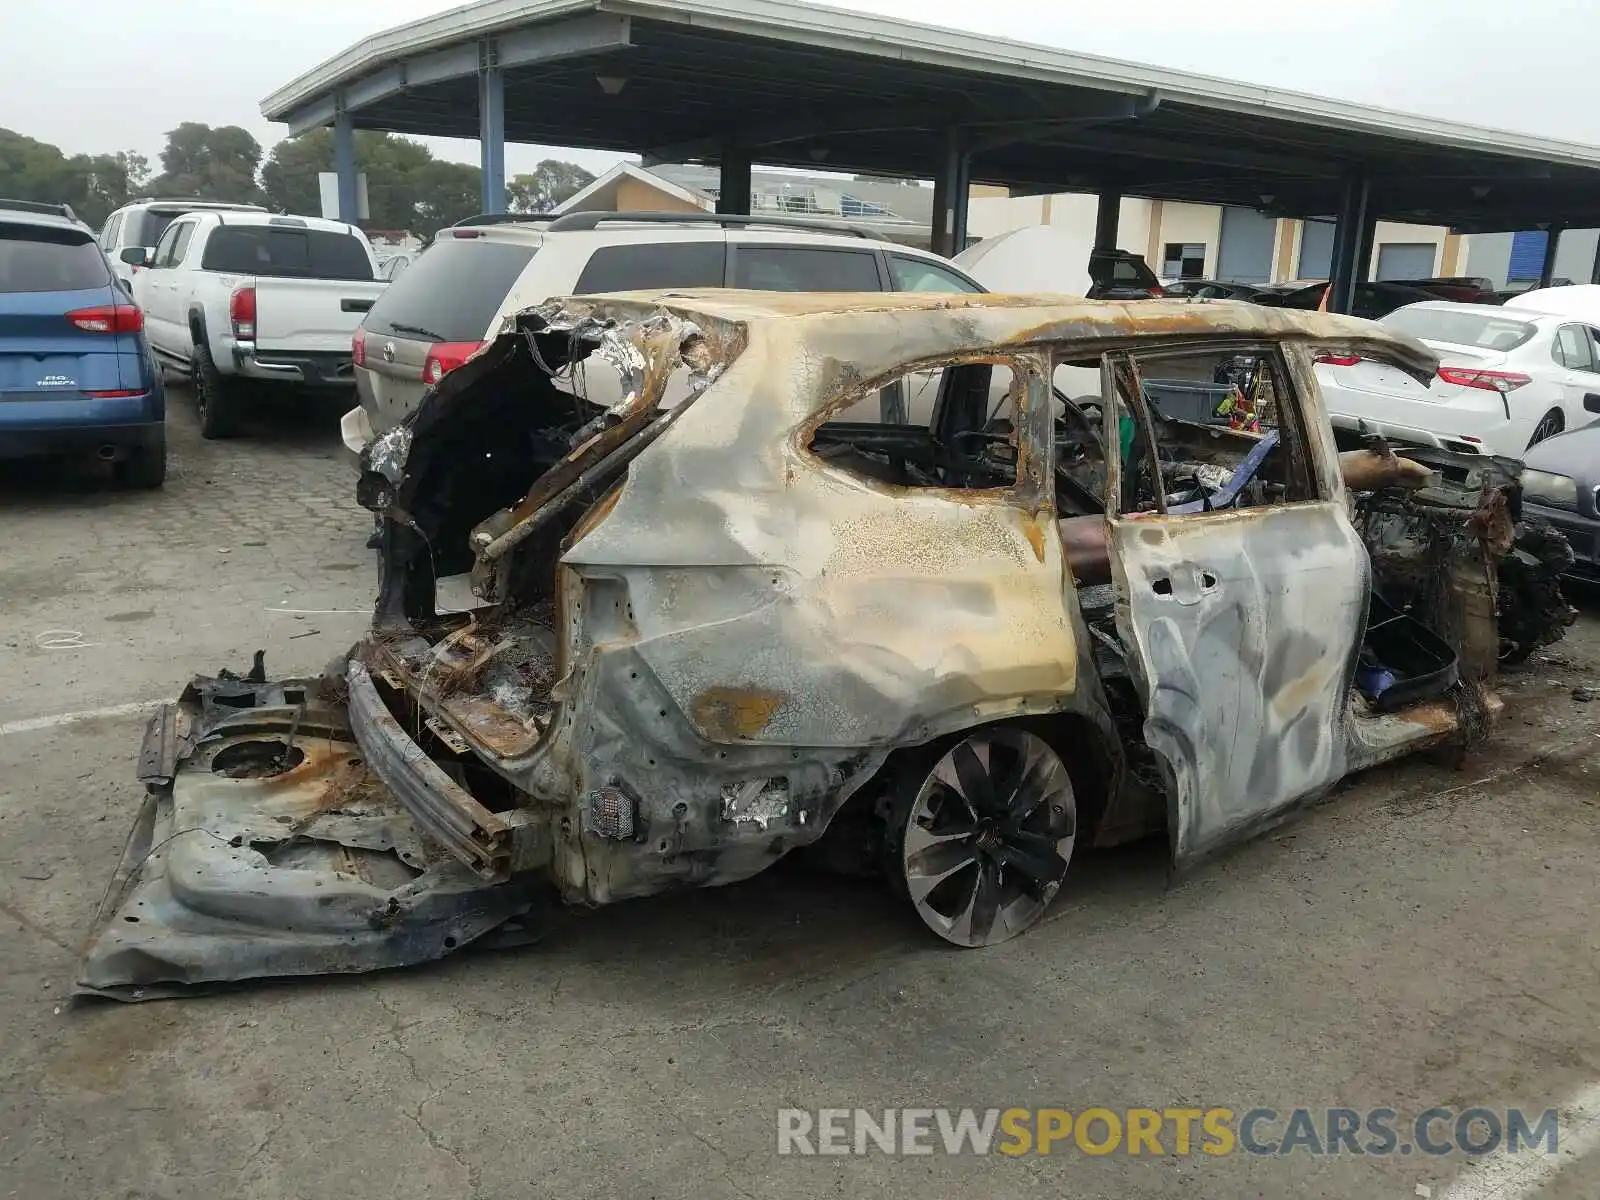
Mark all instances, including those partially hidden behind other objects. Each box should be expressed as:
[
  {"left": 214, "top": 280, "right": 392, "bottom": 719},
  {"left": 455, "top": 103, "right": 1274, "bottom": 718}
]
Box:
[{"left": 10, "top": 0, "right": 1600, "bottom": 178}]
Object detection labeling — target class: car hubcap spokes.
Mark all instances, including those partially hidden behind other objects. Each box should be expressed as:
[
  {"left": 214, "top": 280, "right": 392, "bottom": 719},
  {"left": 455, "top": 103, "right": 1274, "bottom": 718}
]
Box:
[{"left": 902, "top": 729, "right": 1076, "bottom": 947}]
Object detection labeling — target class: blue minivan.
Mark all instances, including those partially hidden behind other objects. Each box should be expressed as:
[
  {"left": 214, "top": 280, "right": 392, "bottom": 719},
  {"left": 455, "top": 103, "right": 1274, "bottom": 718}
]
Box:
[{"left": 0, "top": 200, "right": 165, "bottom": 487}]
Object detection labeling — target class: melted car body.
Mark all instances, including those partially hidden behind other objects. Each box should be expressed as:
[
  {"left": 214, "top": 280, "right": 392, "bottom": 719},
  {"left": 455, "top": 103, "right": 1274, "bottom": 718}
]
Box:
[{"left": 79, "top": 292, "right": 1568, "bottom": 996}]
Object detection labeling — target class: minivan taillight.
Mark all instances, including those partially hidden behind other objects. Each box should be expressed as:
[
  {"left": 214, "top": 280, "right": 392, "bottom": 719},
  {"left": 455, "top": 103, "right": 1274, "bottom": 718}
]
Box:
[
  {"left": 423, "top": 341, "right": 486, "bottom": 386},
  {"left": 230, "top": 285, "right": 257, "bottom": 340},
  {"left": 352, "top": 327, "right": 367, "bottom": 368},
  {"left": 66, "top": 304, "right": 143, "bottom": 333}
]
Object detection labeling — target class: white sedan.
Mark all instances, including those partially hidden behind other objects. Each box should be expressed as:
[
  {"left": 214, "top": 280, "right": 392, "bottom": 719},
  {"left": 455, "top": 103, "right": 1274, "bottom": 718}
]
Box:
[{"left": 1315, "top": 301, "right": 1600, "bottom": 457}]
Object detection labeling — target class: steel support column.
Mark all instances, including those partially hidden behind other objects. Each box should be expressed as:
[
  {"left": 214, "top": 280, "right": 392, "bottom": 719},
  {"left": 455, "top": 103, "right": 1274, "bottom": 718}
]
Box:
[
  {"left": 716, "top": 145, "right": 752, "bottom": 215},
  {"left": 1328, "top": 171, "right": 1371, "bottom": 315},
  {"left": 1538, "top": 226, "right": 1564, "bottom": 288},
  {"left": 930, "top": 127, "right": 970, "bottom": 258},
  {"left": 478, "top": 47, "right": 506, "bottom": 215},
  {"left": 333, "top": 107, "right": 359, "bottom": 224},
  {"left": 1093, "top": 188, "right": 1122, "bottom": 252}
]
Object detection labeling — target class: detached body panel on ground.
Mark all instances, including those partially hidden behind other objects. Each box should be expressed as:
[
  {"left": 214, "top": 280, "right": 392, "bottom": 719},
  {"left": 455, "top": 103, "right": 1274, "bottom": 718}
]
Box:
[{"left": 78, "top": 291, "right": 1575, "bottom": 995}]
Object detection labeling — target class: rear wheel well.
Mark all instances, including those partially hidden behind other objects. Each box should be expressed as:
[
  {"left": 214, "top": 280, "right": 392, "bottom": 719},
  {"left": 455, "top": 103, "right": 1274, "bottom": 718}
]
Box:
[
  {"left": 1530, "top": 408, "right": 1565, "bottom": 446},
  {"left": 814, "top": 710, "right": 1119, "bottom": 876},
  {"left": 187, "top": 310, "right": 206, "bottom": 346}
]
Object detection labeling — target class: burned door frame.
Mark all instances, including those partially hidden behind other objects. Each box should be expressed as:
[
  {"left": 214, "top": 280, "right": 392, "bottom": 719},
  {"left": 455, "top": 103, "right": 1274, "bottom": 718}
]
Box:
[{"left": 1095, "top": 339, "right": 1372, "bottom": 865}]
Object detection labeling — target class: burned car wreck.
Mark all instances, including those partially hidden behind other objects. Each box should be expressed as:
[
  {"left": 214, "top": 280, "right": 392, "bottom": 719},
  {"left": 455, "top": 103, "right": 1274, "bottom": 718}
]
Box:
[{"left": 79, "top": 292, "right": 1573, "bottom": 998}]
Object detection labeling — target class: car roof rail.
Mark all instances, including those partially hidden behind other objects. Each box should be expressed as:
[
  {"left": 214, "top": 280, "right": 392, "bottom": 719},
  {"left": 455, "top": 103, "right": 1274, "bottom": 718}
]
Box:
[
  {"left": 451, "top": 211, "right": 561, "bottom": 228},
  {"left": 142, "top": 198, "right": 267, "bottom": 210},
  {"left": 0, "top": 198, "right": 79, "bottom": 221},
  {"left": 540, "top": 210, "right": 877, "bottom": 239}
]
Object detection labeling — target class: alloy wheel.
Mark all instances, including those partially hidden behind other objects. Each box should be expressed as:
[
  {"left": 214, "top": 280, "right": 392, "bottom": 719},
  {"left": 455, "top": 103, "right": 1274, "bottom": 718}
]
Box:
[{"left": 898, "top": 728, "right": 1076, "bottom": 947}]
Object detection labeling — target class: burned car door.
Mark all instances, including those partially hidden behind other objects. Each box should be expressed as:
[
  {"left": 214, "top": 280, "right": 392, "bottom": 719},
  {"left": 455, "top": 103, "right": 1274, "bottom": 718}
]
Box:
[{"left": 1096, "top": 343, "right": 1371, "bottom": 864}]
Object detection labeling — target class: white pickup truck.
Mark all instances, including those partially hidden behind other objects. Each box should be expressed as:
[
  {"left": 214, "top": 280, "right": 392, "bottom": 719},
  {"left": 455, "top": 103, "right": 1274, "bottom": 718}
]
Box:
[{"left": 122, "top": 211, "right": 386, "bottom": 438}]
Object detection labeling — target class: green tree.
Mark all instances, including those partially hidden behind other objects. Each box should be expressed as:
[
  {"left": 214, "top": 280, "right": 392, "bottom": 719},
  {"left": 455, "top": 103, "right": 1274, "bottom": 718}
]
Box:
[
  {"left": 70, "top": 151, "right": 150, "bottom": 226},
  {"left": 0, "top": 128, "right": 78, "bottom": 206},
  {"left": 507, "top": 160, "right": 596, "bottom": 212},
  {"left": 144, "top": 122, "right": 262, "bottom": 203},
  {"left": 0, "top": 129, "right": 151, "bottom": 227},
  {"left": 260, "top": 129, "right": 482, "bottom": 235}
]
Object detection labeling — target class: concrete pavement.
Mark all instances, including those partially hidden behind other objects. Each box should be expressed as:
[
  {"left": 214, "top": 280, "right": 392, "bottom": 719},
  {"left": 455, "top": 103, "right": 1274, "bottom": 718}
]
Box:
[{"left": 1, "top": 388, "right": 1597, "bottom": 1200}]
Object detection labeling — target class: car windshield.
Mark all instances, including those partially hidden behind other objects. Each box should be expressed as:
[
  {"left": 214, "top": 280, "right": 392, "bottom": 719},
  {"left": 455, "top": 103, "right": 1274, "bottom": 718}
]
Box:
[
  {"left": 0, "top": 224, "right": 110, "bottom": 292},
  {"left": 1382, "top": 306, "right": 1536, "bottom": 351},
  {"left": 201, "top": 226, "right": 374, "bottom": 280}
]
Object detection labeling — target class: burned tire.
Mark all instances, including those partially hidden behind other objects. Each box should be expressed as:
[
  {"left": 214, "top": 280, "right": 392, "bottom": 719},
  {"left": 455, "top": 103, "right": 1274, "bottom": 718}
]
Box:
[
  {"left": 193, "top": 341, "right": 242, "bottom": 440},
  {"left": 885, "top": 726, "right": 1077, "bottom": 948},
  {"left": 1498, "top": 515, "right": 1576, "bottom": 664}
]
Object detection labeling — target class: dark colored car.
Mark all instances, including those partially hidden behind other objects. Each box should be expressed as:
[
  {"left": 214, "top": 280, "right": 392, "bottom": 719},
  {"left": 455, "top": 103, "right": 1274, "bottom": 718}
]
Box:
[
  {"left": 1085, "top": 249, "right": 1165, "bottom": 300},
  {"left": 1256, "top": 280, "right": 1442, "bottom": 322},
  {"left": 1520, "top": 405, "right": 1600, "bottom": 580},
  {"left": 1161, "top": 279, "right": 1270, "bottom": 301},
  {"left": 0, "top": 201, "right": 164, "bottom": 487},
  {"left": 1401, "top": 276, "right": 1499, "bottom": 304}
]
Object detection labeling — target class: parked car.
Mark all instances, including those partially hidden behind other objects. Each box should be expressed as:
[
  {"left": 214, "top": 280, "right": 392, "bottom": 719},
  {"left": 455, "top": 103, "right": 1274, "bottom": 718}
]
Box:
[
  {"left": 347, "top": 210, "right": 986, "bottom": 466},
  {"left": 1085, "top": 248, "right": 1165, "bottom": 299},
  {"left": 0, "top": 199, "right": 164, "bottom": 487},
  {"left": 1504, "top": 283, "right": 1600, "bottom": 321},
  {"left": 1518, "top": 415, "right": 1600, "bottom": 581},
  {"left": 1255, "top": 279, "right": 1442, "bottom": 321},
  {"left": 79, "top": 292, "right": 1572, "bottom": 995},
  {"left": 124, "top": 211, "right": 385, "bottom": 438},
  {"left": 1400, "top": 276, "right": 1499, "bottom": 304},
  {"left": 98, "top": 199, "right": 267, "bottom": 293},
  {"left": 1316, "top": 301, "right": 1600, "bottom": 456},
  {"left": 1159, "top": 279, "right": 1268, "bottom": 301}
]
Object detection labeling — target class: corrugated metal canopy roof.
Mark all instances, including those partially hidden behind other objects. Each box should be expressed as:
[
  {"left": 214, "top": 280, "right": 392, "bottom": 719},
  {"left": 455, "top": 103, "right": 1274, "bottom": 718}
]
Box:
[{"left": 261, "top": 0, "right": 1600, "bottom": 232}]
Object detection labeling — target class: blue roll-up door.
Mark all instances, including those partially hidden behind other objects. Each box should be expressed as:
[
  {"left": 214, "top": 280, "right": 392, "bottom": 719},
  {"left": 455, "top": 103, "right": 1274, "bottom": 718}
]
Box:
[
  {"left": 1298, "top": 220, "right": 1336, "bottom": 280},
  {"left": 1507, "top": 230, "right": 1548, "bottom": 281}
]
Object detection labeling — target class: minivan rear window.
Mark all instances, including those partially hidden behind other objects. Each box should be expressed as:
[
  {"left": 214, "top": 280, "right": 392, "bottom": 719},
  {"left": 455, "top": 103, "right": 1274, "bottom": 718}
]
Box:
[
  {"left": 201, "top": 227, "right": 375, "bottom": 280},
  {"left": 1382, "top": 307, "right": 1536, "bottom": 352},
  {"left": 0, "top": 224, "right": 111, "bottom": 292},
  {"left": 363, "top": 239, "right": 537, "bottom": 342}
]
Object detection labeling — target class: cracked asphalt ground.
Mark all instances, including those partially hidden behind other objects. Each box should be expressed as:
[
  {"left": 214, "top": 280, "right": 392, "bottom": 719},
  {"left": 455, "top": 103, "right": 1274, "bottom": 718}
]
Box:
[{"left": 2, "top": 386, "right": 1599, "bottom": 1200}]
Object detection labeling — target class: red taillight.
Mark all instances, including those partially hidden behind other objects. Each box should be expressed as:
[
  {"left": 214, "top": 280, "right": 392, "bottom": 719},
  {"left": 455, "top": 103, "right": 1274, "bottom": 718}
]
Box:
[
  {"left": 1436, "top": 366, "right": 1531, "bottom": 394},
  {"left": 86, "top": 388, "right": 144, "bottom": 398},
  {"left": 229, "top": 285, "right": 257, "bottom": 340},
  {"left": 352, "top": 328, "right": 367, "bottom": 368},
  {"left": 423, "top": 341, "right": 486, "bottom": 386},
  {"left": 66, "top": 304, "right": 143, "bottom": 334},
  {"left": 1148, "top": 283, "right": 1165, "bottom": 297},
  {"left": 1315, "top": 353, "right": 1363, "bottom": 367}
]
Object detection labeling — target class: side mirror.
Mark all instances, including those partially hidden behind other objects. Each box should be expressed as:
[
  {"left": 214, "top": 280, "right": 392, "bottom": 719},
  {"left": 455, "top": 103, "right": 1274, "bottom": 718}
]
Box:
[
  {"left": 1584, "top": 393, "right": 1600, "bottom": 414},
  {"left": 119, "top": 246, "right": 149, "bottom": 267}
]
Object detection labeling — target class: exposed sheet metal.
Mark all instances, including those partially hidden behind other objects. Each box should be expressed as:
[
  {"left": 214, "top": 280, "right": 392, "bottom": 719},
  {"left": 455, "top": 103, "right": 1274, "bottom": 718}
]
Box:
[{"left": 76, "top": 675, "right": 540, "bottom": 1000}]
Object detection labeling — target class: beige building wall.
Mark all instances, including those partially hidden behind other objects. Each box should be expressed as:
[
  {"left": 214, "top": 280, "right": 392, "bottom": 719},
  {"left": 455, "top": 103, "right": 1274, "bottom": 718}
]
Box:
[
  {"left": 1151, "top": 203, "right": 1224, "bottom": 277},
  {"left": 616, "top": 176, "right": 707, "bottom": 213}
]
